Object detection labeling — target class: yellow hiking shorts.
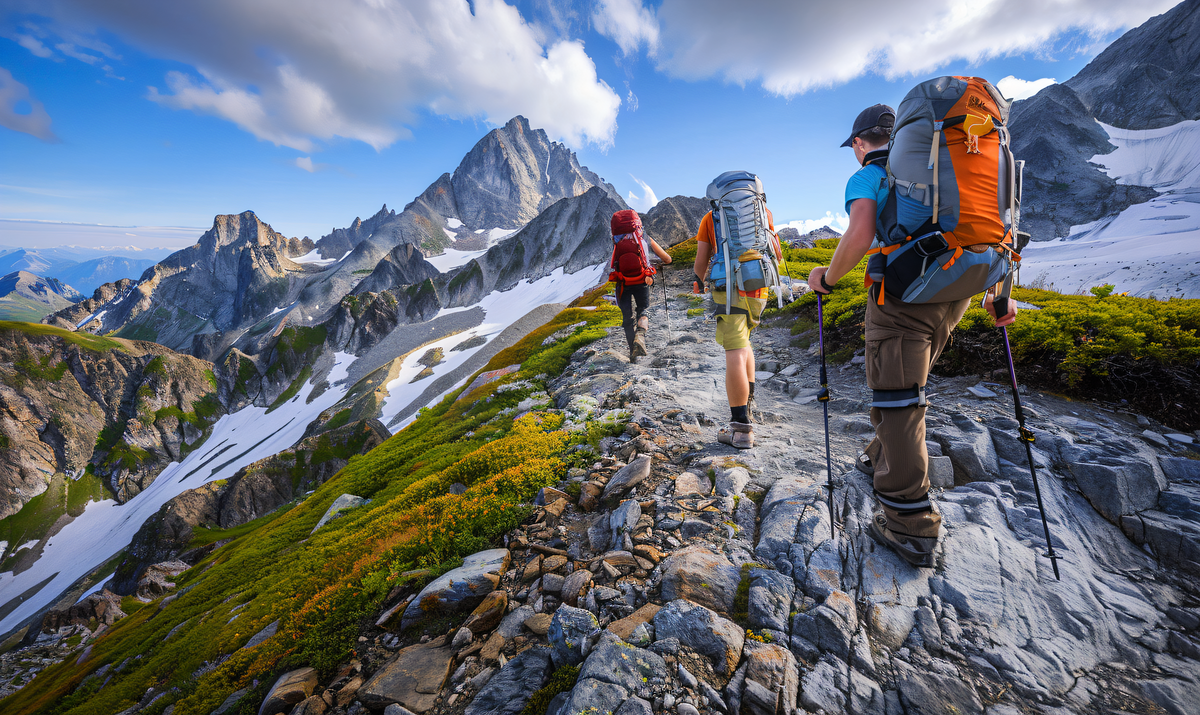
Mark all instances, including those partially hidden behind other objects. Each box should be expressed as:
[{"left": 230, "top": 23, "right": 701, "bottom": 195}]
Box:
[{"left": 713, "top": 291, "right": 766, "bottom": 351}]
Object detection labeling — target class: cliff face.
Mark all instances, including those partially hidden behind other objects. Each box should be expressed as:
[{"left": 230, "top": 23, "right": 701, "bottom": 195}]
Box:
[
  {"left": 1011, "top": 0, "right": 1200, "bottom": 241},
  {"left": 640, "top": 195, "right": 710, "bottom": 248},
  {"left": 0, "top": 323, "right": 221, "bottom": 518}
]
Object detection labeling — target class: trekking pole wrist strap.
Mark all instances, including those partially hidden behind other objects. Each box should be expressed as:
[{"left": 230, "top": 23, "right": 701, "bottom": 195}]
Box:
[{"left": 820, "top": 273, "right": 834, "bottom": 292}]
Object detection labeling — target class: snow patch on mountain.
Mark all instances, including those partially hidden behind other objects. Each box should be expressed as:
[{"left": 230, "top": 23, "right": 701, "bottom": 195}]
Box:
[
  {"left": 0, "top": 352, "right": 356, "bottom": 635},
  {"left": 381, "top": 264, "right": 606, "bottom": 432},
  {"left": 1020, "top": 119, "right": 1200, "bottom": 298}
]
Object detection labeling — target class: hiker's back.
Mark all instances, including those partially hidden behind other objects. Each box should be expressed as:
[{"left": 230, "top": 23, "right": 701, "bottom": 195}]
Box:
[{"left": 871, "top": 76, "right": 1019, "bottom": 305}]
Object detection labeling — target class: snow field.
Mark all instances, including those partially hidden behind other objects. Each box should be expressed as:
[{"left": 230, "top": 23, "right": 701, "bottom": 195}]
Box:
[{"left": 0, "top": 352, "right": 357, "bottom": 635}]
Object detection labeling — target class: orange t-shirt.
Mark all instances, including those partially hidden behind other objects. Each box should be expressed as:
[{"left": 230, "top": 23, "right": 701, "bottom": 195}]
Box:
[{"left": 695, "top": 209, "right": 780, "bottom": 298}]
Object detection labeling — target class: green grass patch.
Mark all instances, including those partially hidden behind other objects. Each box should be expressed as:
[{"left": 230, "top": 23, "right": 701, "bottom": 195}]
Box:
[
  {"left": 517, "top": 665, "right": 579, "bottom": 715},
  {"left": 323, "top": 409, "right": 352, "bottom": 432},
  {"left": 267, "top": 366, "right": 312, "bottom": 413},
  {"left": 0, "top": 303, "right": 622, "bottom": 715},
  {"left": 0, "top": 321, "right": 128, "bottom": 353}
]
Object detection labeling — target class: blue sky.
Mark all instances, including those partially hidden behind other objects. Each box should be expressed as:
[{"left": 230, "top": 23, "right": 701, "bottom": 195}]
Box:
[{"left": 0, "top": 0, "right": 1182, "bottom": 248}]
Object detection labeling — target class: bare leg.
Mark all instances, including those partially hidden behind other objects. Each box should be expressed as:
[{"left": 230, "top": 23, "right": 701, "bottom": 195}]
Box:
[{"left": 725, "top": 347, "right": 752, "bottom": 406}]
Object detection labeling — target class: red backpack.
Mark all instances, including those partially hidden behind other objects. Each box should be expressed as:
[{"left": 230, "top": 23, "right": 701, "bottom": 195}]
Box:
[{"left": 609, "top": 209, "right": 655, "bottom": 289}]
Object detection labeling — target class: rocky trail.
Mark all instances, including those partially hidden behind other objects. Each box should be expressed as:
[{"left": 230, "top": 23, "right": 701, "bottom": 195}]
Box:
[
  {"left": 255, "top": 273, "right": 1200, "bottom": 715},
  {"left": 12, "top": 271, "right": 1200, "bottom": 715}
]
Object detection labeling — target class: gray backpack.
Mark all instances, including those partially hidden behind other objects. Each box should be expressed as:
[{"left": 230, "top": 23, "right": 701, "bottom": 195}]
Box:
[{"left": 706, "top": 171, "right": 786, "bottom": 312}]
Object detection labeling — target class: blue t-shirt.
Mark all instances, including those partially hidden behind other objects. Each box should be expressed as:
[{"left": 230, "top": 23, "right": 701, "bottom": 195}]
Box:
[{"left": 844, "top": 163, "right": 888, "bottom": 219}]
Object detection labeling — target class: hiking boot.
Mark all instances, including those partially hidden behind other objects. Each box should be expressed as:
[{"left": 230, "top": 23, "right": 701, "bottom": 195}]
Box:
[
  {"left": 628, "top": 345, "right": 638, "bottom": 364},
  {"left": 717, "top": 421, "right": 754, "bottom": 450},
  {"left": 855, "top": 452, "right": 875, "bottom": 477},
  {"left": 632, "top": 326, "right": 648, "bottom": 357},
  {"left": 868, "top": 511, "right": 937, "bottom": 568},
  {"left": 747, "top": 393, "right": 758, "bottom": 423}
]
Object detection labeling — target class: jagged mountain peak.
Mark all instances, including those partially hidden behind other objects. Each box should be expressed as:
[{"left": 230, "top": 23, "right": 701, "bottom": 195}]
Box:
[{"left": 406, "top": 115, "right": 625, "bottom": 233}]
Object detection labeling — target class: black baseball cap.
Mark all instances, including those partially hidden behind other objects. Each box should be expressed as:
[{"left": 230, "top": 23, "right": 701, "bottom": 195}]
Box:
[{"left": 840, "top": 104, "right": 895, "bottom": 147}]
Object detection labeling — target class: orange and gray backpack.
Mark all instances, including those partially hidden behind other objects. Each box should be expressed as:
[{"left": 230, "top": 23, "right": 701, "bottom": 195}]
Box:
[
  {"left": 869, "top": 76, "right": 1025, "bottom": 304},
  {"left": 609, "top": 209, "right": 655, "bottom": 292}
]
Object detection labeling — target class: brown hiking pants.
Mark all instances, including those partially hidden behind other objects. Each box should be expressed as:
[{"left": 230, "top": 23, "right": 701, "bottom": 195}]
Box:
[{"left": 863, "top": 289, "right": 970, "bottom": 538}]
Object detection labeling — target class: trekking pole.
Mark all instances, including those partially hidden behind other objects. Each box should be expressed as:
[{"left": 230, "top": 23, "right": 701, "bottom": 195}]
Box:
[
  {"left": 661, "top": 264, "right": 673, "bottom": 346},
  {"left": 993, "top": 281, "right": 1062, "bottom": 580},
  {"left": 816, "top": 292, "right": 835, "bottom": 540}
]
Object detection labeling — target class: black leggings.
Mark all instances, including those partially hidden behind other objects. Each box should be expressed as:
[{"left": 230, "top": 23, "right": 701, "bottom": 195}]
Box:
[{"left": 617, "top": 284, "right": 650, "bottom": 344}]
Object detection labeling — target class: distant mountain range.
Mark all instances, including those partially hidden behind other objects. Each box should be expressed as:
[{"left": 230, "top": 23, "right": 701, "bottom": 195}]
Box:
[{"left": 0, "top": 271, "right": 82, "bottom": 321}]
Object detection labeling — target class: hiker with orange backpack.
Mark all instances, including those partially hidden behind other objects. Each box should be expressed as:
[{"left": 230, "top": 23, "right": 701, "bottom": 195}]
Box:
[
  {"left": 809, "top": 82, "right": 1019, "bottom": 567},
  {"left": 692, "top": 172, "right": 786, "bottom": 450},
  {"left": 609, "top": 209, "right": 673, "bottom": 363}
]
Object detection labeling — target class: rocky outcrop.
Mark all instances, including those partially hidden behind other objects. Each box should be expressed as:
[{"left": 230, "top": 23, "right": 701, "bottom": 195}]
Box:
[
  {"left": 1012, "top": 0, "right": 1200, "bottom": 241},
  {"left": 109, "top": 419, "right": 387, "bottom": 595},
  {"left": 0, "top": 270, "right": 81, "bottom": 322},
  {"left": 441, "top": 187, "right": 623, "bottom": 308},
  {"left": 42, "top": 278, "right": 135, "bottom": 331},
  {"left": 0, "top": 323, "right": 220, "bottom": 518},
  {"left": 312, "top": 204, "right": 397, "bottom": 260},
  {"left": 640, "top": 195, "right": 708, "bottom": 248}
]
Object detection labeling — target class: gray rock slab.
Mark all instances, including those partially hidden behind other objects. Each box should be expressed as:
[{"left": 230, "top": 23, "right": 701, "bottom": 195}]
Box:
[
  {"left": 1069, "top": 453, "right": 1166, "bottom": 522},
  {"left": 576, "top": 640, "right": 668, "bottom": 692},
  {"left": 547, "top": 605, "right": 599, "bottom": 667},
  {"left": 716, "top": 466, "right": 750, "bottom": 497},
  {"left": 659, "top": 545, "right": 740, "bottom": 613},
  {"left": 747, "top": 568, "right": 794, "bottom": 633},
  {"left": 652, "top": 598, "right": 744, "bottom": 674},
  {"left": 312, "top": 494, "right": 367, "bottom": 533},
  {"left": 401, "top": 549, "right": 510, "bottom": 628},
  {"left": 602, "top": 455, "right": 652, "bottom": 504},
  {"left": 359, "top": 640, "right": 454, "bottom": 712},
  {"left": 928, "top": 455, "right": 955, "bottom": 488},
  {"left": 464, "top": 646, "right": 554, "bottom": 715}
]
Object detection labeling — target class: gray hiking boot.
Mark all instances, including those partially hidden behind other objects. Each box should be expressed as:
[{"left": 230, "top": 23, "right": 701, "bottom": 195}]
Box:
[
  {"left": 869, "top": 510, "right": 937, "bottom": 568},
  {"left": 717, "top": 421, "right": 754, "bottom": 449}
]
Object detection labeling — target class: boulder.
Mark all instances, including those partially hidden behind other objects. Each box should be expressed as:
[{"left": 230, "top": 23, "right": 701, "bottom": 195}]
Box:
[
  {"left": 561, "top": 639, "right": 668, "bottom": 714},
  {"left": 1070, "top": 454, "right": 1166, "bottom": 523},
  {"left": 725, "top": 640, "right": 799, "bottom": 715},
  {"left": 547, "top": 605, "right": 600, "bottom": 667},
  {"left": 660, "top": 545, "right": 740, "bottom": 613},
  {"left": 652, "top": 599, "right": 744, "bottom": 674},
  {"left": 358, "top": 639, "right": 454, "bottom": 712},
  {"left": 602, "top": 456, "right": 651, "bottom": 505},
  {"left": 800, "top": 658, "right": 846, "bottom": 714},
  {"left": 136, "top": 560, "right": 190, "bottom": 600},
  {"left": 748, "top": 567, "right": 794, "bottom": 633},
  {"left": 258, "top": 667, "right": 317, "bottom": 715},
  {"left": 463, "top": 590, "right": 508, "bottom": 635},
  {"left": 401, "top": 549, "right": 510, "bottom": 628},
  {"left": 607, "top": 603, "right": 661, "bottom": 641},
  {"left": 610, "top": 499, "right": 641, "bottom": 551},
  {"left": 897, "top": 663, "right": 983, "bottom": 715},
  {"left": 561, "top": 569, "right": 593, "bottom": 607},
  {"left": 311, "top": 494, "right": 367, "bottom": 534},
  {"left": 715, "top": 466, "right": 750, "bottom": 497},
  {"left": 674, "top": 471, "right": 709, "bottom": 496},
  {"left": 930, "top": 415, "right": 999, "bottom": 483},
  {"left": 464, "top": 646, "right": 554, "bottom": 715}
]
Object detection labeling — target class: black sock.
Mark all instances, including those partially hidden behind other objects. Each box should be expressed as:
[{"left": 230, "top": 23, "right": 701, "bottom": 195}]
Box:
[
  {"left": 748, "top": 382, "right": 755, "bottom": 399},
  {"left": 731, "top": 405, "right": 749, "bottom": 423}
]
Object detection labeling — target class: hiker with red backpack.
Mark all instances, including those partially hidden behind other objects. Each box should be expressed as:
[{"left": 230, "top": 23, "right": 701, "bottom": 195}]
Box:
[
  {"left": 609, "top": 209, "right": 673, "bottom": 363},
  {"left": 809, "top": 81, "right": 1020, "bottom": 568},
  {"left": 692, "top": 172, "right": 786, "bottom": 450}
]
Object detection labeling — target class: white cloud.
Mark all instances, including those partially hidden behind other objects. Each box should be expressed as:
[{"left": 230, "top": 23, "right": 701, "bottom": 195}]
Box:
[
  {"left": 996, "top": 75, "right": 1057, "bottom": 101},
  {"left": 55, "top": 42, "right": 101, "bottom": 65},
  {"left": 15, "top": 34, "right": 52, "bottom": 58},
  {"left": 778, "top": 212, "right": 849, "bottom": 236},
  {"left": 294, "top": 156, "right": 331, "bottom": 173},
  {"left": 593, "top": 0, "right": 659, "bottom": 56},
  {"left": 651, "top": 0, "right": 1176, "bottom": 96},
  {"left": 26, "top": 0, "right": 620, "bottom": 151},
  {"left": 0, "top": 66, "right": 58, "bottom": 142},
  {"left": 626, "top": 175, "right": 659, "bottom": 213}
]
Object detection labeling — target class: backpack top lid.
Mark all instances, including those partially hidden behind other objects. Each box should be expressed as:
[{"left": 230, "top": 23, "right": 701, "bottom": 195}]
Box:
[
  {"left": 706, "top": 171, "right": 764, "bottom": 203},
  {"left": 611, "top": 209, "right": 642, "bottom": 236}
]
